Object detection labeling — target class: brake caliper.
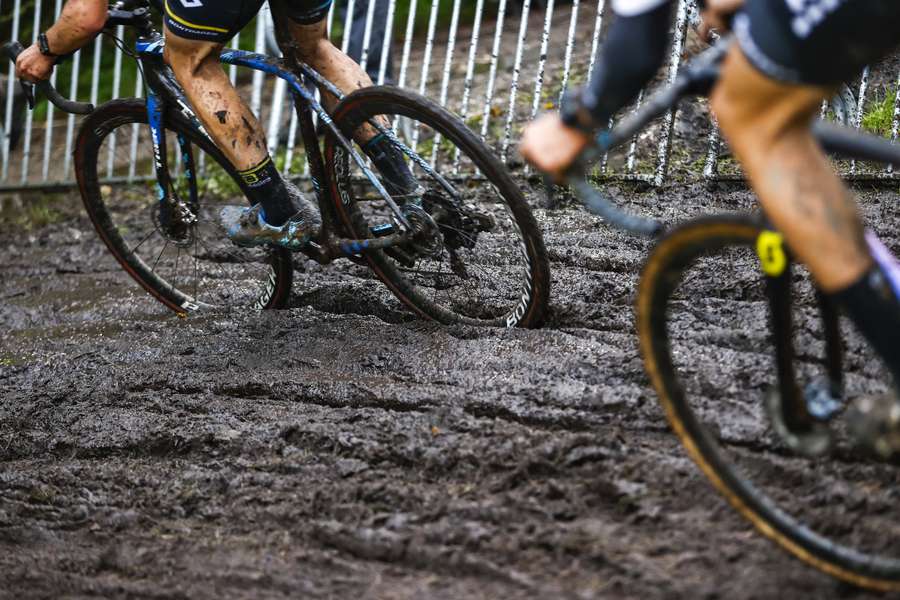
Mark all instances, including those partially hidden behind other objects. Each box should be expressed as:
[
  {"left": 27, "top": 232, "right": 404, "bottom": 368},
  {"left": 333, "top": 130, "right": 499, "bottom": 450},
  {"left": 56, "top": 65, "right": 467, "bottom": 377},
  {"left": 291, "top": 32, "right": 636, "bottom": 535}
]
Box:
[{"left": 155, "top": 194, "right": 197, "bottom": 245}]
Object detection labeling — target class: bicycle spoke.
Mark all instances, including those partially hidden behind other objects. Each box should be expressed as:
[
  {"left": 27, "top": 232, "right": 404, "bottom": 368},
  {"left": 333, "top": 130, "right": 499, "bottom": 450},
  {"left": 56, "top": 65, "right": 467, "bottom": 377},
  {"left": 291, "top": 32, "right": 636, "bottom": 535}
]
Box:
[
  {"left": 86, "top": 106, "right": 288, "bottom": 312},
  {"left": 151, "top": 239, "right": 169, "bottom": 276},
  {"left": 193, "top": 234, "right": 200, "bottom": 305},
  {"left": 129, "top": 225, "right": 161, "bottom": 255},
  {"left": 171, "top": 246, "right": 181, "bottom": 293}
]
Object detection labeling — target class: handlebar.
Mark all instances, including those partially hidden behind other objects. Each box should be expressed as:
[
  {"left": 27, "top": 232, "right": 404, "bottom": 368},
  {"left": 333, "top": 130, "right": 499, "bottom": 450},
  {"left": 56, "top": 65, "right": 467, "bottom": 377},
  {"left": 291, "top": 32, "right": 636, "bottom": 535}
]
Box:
[
  {"left": 565, "top": 173, "right": 665, "bottom": 237},
  {"left": 548, "top": 39, "right": 734, "bottom": 238},
  {"left": 2, "top": 41, "right": 94, "bottom": 115}
]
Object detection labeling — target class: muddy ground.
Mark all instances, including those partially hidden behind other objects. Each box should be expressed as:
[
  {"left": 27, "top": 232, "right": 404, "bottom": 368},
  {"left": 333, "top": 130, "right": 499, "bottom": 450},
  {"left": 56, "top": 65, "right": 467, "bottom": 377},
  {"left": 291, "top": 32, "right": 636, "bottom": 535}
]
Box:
[{"left": 1, "top": 180, "right": 899, "bottom": 599}]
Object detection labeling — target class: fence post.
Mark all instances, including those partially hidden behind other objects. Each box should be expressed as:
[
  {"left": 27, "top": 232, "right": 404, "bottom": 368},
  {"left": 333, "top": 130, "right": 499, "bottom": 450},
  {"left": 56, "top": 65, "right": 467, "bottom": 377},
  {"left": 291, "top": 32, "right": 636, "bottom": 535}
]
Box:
[
  {"left": 558, "top": 0, "right": 580, "bottom": 107},
  {"left": 2, "top": 0, "right": 22, "bottom": 182},
  {"left": 480, "top": 0, "right": 508, "bottom": 142},
  {"left": 652, "top": 0, "right": 689, "bottom": 187},
  {"left": 62, "top": 49, "right": 81, "bottom": 180},
  {"left": 850, "top": 65, "right": 870, "bottom": 176},
  {"left": 376, "top": 0, "right": 396, "bottom": 85},
  {"left": 500, "top": 0, "right": 533, "bottom": 163},
  {"left": 20, "top": 0, "right": 43, "bottom": 183}
]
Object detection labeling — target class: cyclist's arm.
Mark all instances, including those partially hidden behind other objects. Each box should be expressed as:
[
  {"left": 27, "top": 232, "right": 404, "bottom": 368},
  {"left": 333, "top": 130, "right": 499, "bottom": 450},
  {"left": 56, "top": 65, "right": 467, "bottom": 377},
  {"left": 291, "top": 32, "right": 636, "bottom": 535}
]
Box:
[
  {"left": 521, "top": 0, "right": 673, "bottom": 178},
  {"left": 561, "top": 0, "right": 673, "bottom": 132},
  {"left": 16, "top": 0, "right": 108, "bottom": 82}
]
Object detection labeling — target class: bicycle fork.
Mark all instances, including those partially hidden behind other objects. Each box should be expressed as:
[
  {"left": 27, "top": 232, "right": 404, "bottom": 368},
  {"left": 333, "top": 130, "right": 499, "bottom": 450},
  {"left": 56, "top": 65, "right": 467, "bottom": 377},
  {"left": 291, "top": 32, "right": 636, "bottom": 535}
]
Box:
[
  {"left": 140, "top": 45, "right": 204, "bottom": 244},
  {"left": 758, "top": 230, "right": 844, "bottom": 456}
]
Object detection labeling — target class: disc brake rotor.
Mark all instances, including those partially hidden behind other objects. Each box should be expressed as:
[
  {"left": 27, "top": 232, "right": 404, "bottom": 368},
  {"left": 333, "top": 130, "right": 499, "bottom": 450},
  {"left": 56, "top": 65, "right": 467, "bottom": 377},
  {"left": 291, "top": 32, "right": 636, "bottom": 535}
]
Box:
[{"left": 153, "top": 197, "right": 197, "bottom": 246}]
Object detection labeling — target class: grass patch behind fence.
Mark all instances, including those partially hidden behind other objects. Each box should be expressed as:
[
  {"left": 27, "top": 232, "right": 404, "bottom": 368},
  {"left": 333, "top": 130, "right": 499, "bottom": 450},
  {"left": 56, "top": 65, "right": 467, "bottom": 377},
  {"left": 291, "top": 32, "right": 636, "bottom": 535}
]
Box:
[{"left": 862, "top": 86, "right": 897, "bottom": 138}]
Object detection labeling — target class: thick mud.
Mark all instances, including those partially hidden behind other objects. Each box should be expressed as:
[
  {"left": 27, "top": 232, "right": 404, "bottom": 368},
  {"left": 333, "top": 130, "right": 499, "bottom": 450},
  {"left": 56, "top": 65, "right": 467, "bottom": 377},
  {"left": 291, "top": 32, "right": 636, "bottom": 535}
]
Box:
[{"left": 1, "top": 182, "right": 898, "bottom": 599}]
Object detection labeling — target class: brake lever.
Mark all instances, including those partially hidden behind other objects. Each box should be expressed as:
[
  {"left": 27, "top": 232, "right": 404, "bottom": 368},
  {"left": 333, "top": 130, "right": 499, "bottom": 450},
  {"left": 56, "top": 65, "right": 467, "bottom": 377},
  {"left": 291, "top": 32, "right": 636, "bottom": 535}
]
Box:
[
  {"left": 542, "top": 174, "right": 555, "bottom": 207},
  {"left": 20, "top": 80, "right": 35, "bottom": 110}
]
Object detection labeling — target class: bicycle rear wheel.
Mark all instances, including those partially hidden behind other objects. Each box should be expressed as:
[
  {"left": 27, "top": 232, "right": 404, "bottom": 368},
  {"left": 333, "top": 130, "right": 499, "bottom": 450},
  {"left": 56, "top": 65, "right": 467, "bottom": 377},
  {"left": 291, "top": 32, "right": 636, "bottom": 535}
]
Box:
[
  {"left": 636, "top": 213, "right": 900, "bottom": 591},
  {"left": 324, "top": 87, "right": 549, "bottom": 328},
  {"left": 75, "top": 99, "right": 292, "bottom": 314}
]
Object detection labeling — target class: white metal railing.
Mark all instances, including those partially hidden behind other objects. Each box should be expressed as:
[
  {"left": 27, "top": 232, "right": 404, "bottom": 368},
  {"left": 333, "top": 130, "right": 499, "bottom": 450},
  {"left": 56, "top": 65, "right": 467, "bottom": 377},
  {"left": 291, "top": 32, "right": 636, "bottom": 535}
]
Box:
[{"left": 1, "top": 0, "right": 898, "bottom": 191}]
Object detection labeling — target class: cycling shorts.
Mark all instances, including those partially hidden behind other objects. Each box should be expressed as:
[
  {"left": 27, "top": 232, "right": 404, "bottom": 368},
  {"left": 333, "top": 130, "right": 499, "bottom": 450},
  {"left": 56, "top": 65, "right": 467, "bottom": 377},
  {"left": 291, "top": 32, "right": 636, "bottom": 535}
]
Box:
[
  {"left": 736, "top": 0, "right": 900, "bottom": 86},
  {"left": 164, "top": 0, "right": 333, "bottom": 43},
  {"left": 610, "top": 0, "right": 900, "bottom": 86}
]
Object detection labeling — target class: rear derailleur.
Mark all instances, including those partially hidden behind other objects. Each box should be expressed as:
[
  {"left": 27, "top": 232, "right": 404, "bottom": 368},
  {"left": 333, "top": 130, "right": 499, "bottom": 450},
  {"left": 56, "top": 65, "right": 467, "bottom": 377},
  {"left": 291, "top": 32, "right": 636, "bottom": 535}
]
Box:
[{"left": 385, "top": 188, "right": 496, "bottom": 275}]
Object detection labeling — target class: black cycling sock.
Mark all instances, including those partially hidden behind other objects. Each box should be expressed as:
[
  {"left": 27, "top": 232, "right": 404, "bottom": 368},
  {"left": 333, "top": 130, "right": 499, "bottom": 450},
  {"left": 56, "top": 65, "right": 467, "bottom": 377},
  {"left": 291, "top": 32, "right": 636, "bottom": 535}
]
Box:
[
  {"left": 563, "top": 2, "right": 672, "bottom": 130},
  {"left": 238, "top": 156, "right": 297, "bottom": 226},
  {"left": 832, "top": 266, "right": 900, "bottom": 386},
  {"left": 361, "top": 133, "right": 420, "bottom": 198}
]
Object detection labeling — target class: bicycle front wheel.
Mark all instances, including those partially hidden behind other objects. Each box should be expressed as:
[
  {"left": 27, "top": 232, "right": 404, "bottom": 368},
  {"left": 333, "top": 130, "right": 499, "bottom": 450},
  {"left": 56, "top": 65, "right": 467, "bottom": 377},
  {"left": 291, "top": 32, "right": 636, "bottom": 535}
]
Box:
[
  {"left": 325, "top": 87, "right": 549, "bottom": 328},
  {"left": 636, "top": 213, "right": 900, "bottom": 591},
  {"left": 75, "top": 99, "right": 292, "bottom": 314}
]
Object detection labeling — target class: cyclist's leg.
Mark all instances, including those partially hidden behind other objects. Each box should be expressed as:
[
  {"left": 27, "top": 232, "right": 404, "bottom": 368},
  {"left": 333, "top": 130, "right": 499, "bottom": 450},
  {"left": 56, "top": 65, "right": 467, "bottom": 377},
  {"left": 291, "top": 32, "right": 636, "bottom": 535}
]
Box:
[
  {"left": 162, "top": 0, "right": 319, "bottom": 237},
  {"left": 712, "top": 52, "right": 868, "bottom": 289},
  {"left": 711, "top": 0, "right": 900, "bottom": 384},
  {"left": 276, "top": 0, "right": 419, "bottom": 198},
  {"left": 162, "top": 35, "right": 265, "bottom": 172}
]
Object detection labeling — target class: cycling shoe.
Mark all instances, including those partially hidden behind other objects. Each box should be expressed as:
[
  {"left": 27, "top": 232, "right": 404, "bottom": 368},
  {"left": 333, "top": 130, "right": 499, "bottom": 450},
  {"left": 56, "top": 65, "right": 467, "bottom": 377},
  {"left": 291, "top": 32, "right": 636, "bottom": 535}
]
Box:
[{"left": 220, "top": 185, "right": 321, "bottom": 251}]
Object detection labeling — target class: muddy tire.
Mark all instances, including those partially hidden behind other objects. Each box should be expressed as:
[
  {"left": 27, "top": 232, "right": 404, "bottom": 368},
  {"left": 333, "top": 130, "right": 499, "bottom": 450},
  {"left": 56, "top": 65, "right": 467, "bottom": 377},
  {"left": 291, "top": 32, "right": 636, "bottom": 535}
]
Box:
[
  {"left": 324, "top": 87, "right": 549, "bottom": 328},
  {"left": 636, "top": 213, "right": 900, "bottom": 592},
  {"left": 75, "top": 99, "right": 292, "bottom": 314}
]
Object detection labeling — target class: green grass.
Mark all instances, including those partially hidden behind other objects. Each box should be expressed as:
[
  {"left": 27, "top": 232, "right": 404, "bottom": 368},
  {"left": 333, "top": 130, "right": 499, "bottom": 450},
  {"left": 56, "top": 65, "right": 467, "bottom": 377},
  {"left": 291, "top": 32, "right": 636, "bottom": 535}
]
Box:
[
  {"left": 0, "top": 194, "right": 65, "bottom": 230},
  {"left": 861, "top": 86, "right": 897, "bottom": 138}
]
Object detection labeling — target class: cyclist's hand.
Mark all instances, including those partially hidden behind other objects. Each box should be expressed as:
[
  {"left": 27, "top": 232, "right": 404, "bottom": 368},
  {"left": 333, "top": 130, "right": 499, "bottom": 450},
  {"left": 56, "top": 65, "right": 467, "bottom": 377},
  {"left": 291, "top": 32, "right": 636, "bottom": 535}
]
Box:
[
  {"left": 15, "top": 43, "right": 55, "bottom": 83},
  {"left": 521, "top": 113, "right": 591, "bottom": 182},
  {"left": 698, "top": 0, "right": 744, "bottom": 42}
]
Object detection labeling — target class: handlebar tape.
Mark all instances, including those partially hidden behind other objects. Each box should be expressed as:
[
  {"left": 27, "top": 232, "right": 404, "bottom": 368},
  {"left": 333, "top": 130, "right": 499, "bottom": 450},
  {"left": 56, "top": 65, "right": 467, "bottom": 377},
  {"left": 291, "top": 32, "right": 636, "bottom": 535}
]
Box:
[{"left": 2, "top": 41, "right": 94, "bottom": 115}]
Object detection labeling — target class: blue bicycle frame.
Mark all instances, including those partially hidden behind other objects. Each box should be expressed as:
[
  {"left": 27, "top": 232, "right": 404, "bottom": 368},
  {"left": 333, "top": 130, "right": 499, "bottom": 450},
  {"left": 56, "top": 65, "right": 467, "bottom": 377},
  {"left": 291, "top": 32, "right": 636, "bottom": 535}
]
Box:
[{"left": 94, "top": 1, "right": 465, "bottom": 261}]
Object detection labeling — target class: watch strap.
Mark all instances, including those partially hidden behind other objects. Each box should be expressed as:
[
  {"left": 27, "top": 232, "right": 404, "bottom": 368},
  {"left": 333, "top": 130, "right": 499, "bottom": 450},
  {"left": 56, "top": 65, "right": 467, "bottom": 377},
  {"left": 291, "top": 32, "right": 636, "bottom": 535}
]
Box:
[
  {"left": 559, "top": 88, "right": 599, "bottom": 134},
  {"left": 38, "top": 32, "right": 58, "bottom": 57}
]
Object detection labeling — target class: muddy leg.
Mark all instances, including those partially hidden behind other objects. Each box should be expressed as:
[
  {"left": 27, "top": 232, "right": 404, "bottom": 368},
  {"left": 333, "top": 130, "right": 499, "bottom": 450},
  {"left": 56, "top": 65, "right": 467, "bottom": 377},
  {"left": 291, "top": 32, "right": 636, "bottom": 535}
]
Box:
[
  {"left": 163, "top": 29, "right": 266, "bottom": 171},
  {"left": 712, "top": 45, "right": 900, "bottom": 386},
  {"left": 163, "top": 27, "right": 307, "bottom": 226},
  {"left": 280, "top": 17, "right": 420, "bottom": 198}
]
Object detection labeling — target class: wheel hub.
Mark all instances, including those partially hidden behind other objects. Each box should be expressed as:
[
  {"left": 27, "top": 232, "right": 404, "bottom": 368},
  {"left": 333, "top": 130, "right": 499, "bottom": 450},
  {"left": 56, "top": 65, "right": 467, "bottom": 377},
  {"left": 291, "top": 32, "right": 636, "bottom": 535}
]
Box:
[
  {"left": 421, "top": 189, "right": 494, "bottom": 252},
  {"left": 153, "top": 196, "right": 197, "bottom": 246}
]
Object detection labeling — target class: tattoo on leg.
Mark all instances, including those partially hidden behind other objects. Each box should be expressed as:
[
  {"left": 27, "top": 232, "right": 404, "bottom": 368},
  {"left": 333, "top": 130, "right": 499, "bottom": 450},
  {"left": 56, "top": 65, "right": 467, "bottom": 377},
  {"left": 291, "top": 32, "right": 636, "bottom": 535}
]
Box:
[{"left": 769, "top": 163, "right": 868, "bottom": 256}]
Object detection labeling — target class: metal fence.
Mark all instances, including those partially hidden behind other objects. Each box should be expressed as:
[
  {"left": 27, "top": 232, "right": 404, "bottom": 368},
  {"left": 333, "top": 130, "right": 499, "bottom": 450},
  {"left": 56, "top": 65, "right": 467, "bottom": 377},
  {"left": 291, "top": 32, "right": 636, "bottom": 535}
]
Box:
[{"left": 0, "top": 0, "right": 898, "bottom": 192}]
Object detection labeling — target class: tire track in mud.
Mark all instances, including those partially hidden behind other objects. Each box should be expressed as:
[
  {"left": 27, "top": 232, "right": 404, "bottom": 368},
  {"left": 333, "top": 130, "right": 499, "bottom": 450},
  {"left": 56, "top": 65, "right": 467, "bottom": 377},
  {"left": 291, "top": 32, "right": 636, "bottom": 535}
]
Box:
[{"left": 1, "top": 183, "right": 895, "bottom": 599}]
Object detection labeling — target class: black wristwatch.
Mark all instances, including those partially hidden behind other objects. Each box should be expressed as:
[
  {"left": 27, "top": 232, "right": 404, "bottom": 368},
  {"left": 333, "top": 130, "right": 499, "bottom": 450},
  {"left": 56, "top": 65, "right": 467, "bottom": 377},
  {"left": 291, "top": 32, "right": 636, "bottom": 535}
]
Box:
[
  {"left": 38, "top": 32, "right": 58, "bottom": 57},
  {"left": 559, "top": 88, "right": 599, "bottom": 134}
]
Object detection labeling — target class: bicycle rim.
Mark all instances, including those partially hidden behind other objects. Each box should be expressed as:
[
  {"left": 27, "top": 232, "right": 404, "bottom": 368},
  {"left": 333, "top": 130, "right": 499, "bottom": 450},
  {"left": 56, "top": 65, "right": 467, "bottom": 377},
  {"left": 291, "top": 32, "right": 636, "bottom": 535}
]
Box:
[
  {"left": 75, "top": 99, "right": 292, "bottom": 314},
  {"left": 325, "top": 87, "right": 549, "bottom": 328},
  {"left": 636, "top": 213, "right": 900, "bottom": 591}
]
